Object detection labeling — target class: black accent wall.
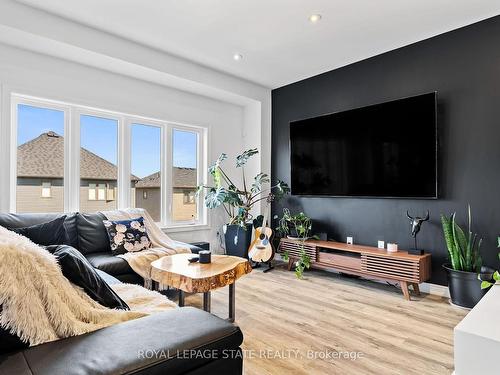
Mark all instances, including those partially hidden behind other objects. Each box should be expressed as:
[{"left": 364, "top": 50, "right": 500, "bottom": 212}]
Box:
[{"left": 271, "top": 16, "right": 500, "bottom": 285}]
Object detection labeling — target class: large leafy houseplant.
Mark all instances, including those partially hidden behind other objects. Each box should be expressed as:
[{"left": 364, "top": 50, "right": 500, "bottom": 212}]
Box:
[
  {"left": 275, "top": 208, "right": 313, "bottom": 279},
  {"left": 198, "top": 149, "right": 289, "bottom": 226}
]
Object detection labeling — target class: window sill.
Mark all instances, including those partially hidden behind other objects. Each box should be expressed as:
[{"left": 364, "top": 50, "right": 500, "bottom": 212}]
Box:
[{"left": 161, "top": 224, "right": 211, "bottom": 233}]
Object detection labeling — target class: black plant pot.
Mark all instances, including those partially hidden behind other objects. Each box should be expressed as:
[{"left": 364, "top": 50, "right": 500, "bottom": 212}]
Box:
[
  {"left": 224, "top": 223, "right": 253, "bottom": 258},
  {"left": 443, "top": 264, "right": 489, "bottom": 308}
]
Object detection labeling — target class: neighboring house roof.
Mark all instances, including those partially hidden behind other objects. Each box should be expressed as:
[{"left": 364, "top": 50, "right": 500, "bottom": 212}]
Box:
[
  {"left": 135, "top": 168, "right": 197, "bottom": 189},
  {"left": 17, "top": 132, "right": 140, "bottom": 181}
]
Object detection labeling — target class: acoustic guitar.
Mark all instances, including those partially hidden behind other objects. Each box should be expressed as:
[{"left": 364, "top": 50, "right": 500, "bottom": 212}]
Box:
[{"left": 248, "top": 198, "right": 274, "bottom": 272}]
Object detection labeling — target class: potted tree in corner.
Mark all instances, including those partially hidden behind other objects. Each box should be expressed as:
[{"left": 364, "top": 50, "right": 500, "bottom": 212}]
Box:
[
  {"left": 441, "top": 206, "right": 489, "bottom": 308},
  {"left": 198, "top": 149, "right": 289, "bottom": 258}
]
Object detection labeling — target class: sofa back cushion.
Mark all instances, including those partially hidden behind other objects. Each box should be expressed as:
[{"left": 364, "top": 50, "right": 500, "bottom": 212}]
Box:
[
  {"left": 76, "top": 212, "right": 111, "bottom": 255},
  {"left": 0, "top": 213, "right": 78, "bottom": 249},
  {"left": 11, "top": 216, "right": 69, "bottom": 246}
]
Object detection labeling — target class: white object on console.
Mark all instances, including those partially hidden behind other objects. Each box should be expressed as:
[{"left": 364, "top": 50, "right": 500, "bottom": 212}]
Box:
[
  {"left": 387, "top": 243, "right": 398, "bottom": 252},
  {"left": 346, "top": 236, "right": 353, "bottom": 245},
  {"left": 378, "top": 240, "right": 385, "bottom": 249}
]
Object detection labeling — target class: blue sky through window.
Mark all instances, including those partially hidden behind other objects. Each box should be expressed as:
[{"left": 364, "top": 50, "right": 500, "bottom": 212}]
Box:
[{"left": 17, "top": 105, "right": 197, "bottom": 179}]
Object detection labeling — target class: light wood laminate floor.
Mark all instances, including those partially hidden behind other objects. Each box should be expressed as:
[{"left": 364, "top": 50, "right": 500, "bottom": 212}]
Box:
[{"left": 183, "top": 264, "right": 466, "bottom": 375}]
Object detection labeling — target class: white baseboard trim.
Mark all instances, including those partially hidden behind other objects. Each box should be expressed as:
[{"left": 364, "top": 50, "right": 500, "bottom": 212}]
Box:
[{"left": 419, "top": 282, "right": 450, "bottom": 298}]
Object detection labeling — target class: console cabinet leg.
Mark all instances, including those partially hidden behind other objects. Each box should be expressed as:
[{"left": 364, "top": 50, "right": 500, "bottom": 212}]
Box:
[
  {"left": 400, "top": 281, "right": 411, "bottom": 301},
  {"left": 287, "top": 257, "right": 295, "bottom": 271},
  {"left": 412, "top": 283, "right": 421, "bottom": 296}
]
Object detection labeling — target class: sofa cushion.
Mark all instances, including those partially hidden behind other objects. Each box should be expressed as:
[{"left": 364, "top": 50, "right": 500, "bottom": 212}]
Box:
[
  {"left": 86, "top": 252, "right": 134, "bottom": 276},
  {"left": 9, "top": 307, "right": 243, "bottom": 375},
  {"left": 0, "top": 213, "right": 78, "bottom": 249},
  {"left": 103, "top": 217, "right": 152, "bottom": 255},
  {"left": 0, "top": 305, "right": 29, "bottom": 355},
  {"left": 11, "top": 216, "right": 69, "bottom": 246},
  {"left": 76, "top": 212, "right": 111, "bottom": 255},
  {"left": 45, "top": 245, "right": 129, "bottom": 310}
]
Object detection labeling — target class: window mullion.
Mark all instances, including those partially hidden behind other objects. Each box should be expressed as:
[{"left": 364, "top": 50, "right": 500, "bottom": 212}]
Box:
[
  {"left": 66, "top": 107, "right": 79, "bottom": 212},
  {"left": 118, "top": 116, "right": 130, "bottom": 209},
  {"left": 163, "top": 124, "right": 173, "bottom": 226}
]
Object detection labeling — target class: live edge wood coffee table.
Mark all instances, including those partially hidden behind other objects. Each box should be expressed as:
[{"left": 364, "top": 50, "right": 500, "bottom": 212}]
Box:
[{"left": 151, "top": 254, "right": 252, "bottom": 322}]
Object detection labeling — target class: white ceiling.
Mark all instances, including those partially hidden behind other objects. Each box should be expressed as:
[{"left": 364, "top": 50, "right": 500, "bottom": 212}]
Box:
[{"left": 16, "top": 0, "right": 500, "bottom": 88}]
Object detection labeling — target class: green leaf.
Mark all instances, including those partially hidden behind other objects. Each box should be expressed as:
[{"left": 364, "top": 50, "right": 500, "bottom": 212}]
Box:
[
  {"left": 236, "top": 148, "right": 258, "bottom": 167},
  {"left": 497, "top": 236, "right": 500, "bottom": 248},
  {"left": 273, "top": 180, "right": 290, "bottom": 199},
  {"left": 251, "top": 172, "right": 270, "bottom": 193},
  {"left": 494, "top": 271, "right": 500, "bottom": 281},
  {"left": 441, "top": 213, "right": 460, "bottom": 270},
  {"left": 481, "top": 280, "right": 494, "bottom": 290},
  {"left": 204, "top": 187, "right": 227, "bottom": 209},
  {"left": 208, "top": 153, "right": 227, "bottom": 187}
]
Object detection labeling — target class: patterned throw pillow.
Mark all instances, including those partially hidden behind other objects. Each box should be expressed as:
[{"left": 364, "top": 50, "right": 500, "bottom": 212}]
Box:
[{"left": 103, "top": 217, "right": 152, "bottom": 255}]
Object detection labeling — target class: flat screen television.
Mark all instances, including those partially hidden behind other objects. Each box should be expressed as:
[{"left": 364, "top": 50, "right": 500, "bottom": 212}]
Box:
[{"left": 290, "top": 92, "right": 437, "bottom": 198}]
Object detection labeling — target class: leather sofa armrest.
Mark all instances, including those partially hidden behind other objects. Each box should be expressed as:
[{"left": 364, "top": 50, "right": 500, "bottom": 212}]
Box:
[{"left": 0, "top": 307, "right": 243, "bottom": 375}]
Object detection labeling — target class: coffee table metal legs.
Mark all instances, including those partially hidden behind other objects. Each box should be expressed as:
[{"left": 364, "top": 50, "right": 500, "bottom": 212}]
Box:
[
  {"left": 178, "top": 290, "right": 185, "bottom": 307},
  {"left": 228, "top": 283, "right": 235, "bottom": 323},
  {"left": 177, "top": 283, "right": 236, "bottom": 322},
  {"left": 203, "top": 291, "right": 211, "bottom": 312}
]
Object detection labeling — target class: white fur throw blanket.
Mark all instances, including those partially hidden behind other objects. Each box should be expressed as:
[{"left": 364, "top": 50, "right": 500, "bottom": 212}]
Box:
[
  {"left": 101, "top": 208, "right": 190, "bottom": 285},
  {"left": 0, "top": 226, "right": 176, "bottom": 346}
]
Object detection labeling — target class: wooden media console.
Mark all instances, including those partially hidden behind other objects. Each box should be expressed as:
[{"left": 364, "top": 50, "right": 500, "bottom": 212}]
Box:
[{"left": 279, "top": 238, "right": 431, "bottom": 300}]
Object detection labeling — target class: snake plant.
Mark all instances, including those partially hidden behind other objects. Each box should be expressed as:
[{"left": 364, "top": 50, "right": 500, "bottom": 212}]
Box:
[{"left": 441, "top": 205, "right": 482, "bottom": 272}]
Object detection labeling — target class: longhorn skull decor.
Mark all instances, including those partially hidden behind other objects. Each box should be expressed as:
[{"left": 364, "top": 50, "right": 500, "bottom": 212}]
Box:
[{"left": 406, "top": 210, "right": 430, "bottom": 251}]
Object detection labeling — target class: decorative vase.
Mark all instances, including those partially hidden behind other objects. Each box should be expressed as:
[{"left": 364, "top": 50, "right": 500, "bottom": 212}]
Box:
[
  {"left": 223, "top": 223, "right": 253, "bottom": 258},
  {"left": 443, "top": 264, "right": 490, "bottom": 308}
]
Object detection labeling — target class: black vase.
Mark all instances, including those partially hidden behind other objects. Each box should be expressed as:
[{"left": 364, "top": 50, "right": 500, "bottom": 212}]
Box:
[
  {"left": 443, "top": 264, "right": 489, "bottom": 308},
  {"left": 224, "top": 223, "right": 253, "bottom": 258}
]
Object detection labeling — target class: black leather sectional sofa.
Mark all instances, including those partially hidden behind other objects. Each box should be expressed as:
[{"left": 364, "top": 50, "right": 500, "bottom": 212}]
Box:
[{"left": 0, "top": 212, "right": 244, "bottom": 375}]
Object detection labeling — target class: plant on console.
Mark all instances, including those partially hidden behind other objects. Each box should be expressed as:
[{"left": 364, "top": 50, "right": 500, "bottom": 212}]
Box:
[{"left": 275, "top": 208, "right": 313, "bottom": 279}]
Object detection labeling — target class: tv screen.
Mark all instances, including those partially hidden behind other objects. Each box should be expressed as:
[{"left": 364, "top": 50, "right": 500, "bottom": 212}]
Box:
[{"left": 290, "top": 92, "right": 437, "bottom": 198}]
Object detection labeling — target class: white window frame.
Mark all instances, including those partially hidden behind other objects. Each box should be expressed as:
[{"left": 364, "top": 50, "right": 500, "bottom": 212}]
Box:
[{"left": 10, "top": 93, "right": 208, "bottom": 230}]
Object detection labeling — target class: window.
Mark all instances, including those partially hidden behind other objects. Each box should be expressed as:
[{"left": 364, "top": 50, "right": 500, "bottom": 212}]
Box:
[
  {"left": 41, "top": 182, "right": 52, "bottom": 198},
  {"left": 172, "top": 129, "right": 198, "bottom": 223},
  {"left": 16, "top": 104, "right": 65, "bottom": 213},
  {"left": 80, "top": 115, "right": 118, "bottom": 212},
  {"left": 183, "top": 190, "right": 195, "bottom": 204},
  {"left": 88, "top": 183, "right": 96, "bottom": 200},
  {"left": 12, "top": 95, "right": 206, "bottom": 227},
  {"left": 131, "top": 123, "right": 161, "bottom": 222}
]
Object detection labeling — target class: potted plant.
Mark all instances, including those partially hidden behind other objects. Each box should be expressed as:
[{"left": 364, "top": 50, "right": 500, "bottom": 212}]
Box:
[
  {"left": 441, "top": 206, "right": 488, "bottom": 308},
  {"left": 198, "top": 149, "right": 289, "bottom": 258},
  {"left": 275, "top": 208, "right": 313, "bottom": 278},
  {"left": 479, "top": 237, "right": 500, "bottom": 289}
]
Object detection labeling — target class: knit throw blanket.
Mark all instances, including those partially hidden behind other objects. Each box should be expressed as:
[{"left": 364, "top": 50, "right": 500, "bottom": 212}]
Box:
[
  {"left": 0, "top": 226, "right": 176, "bottom": 346},
  {"left": 101, "top": 208, "right": 191, "bottom": 288}
]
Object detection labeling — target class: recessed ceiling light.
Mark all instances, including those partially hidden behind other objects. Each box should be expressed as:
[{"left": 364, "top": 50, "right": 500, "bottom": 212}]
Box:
[
  {"left": 233, "top": 53, "right": 243, "bottom": 61},
  {"left": 309, "top": 14, "right": 322, "bottom": 23}
]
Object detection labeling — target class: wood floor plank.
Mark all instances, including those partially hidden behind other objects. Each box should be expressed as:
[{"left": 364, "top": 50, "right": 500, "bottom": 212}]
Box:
[{"left": 182, "top": 264, "right": 466, "bottom": 374}]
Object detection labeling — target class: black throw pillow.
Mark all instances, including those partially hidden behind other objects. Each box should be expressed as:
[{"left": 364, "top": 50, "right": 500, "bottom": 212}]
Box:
[
  {"left": 0, "top": 305, "right": 29, "bottom": 355},
  {"left": 11, "top": 216, "right": 68, "bottom": 246},
  {"left": 103, "top": 217, "right": 152, "bottom": 255},
  {"left": 44, "top": 245, "right": 129, "bottom": 310}
]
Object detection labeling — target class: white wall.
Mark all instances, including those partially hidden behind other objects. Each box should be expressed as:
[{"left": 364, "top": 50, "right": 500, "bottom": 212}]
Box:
[
  {"left": 0, "top": 42, "right": 244, "bottom": 249},
  {"left": 0, "top": 0, "right": 272, "bottom": 250}
]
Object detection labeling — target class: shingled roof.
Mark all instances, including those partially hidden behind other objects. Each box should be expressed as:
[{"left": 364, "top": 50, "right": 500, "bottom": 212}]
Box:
[
  {"left": 135, "top": 168, "right": 197, "bottom": 189},
  {"left": 17, "top": 132, "right": 140, "bottom": 181}
]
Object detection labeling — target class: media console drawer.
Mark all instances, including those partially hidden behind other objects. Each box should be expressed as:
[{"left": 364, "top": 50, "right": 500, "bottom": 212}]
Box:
[{"left": 318, "top": 250, "right": 362, "bottom": 271}]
